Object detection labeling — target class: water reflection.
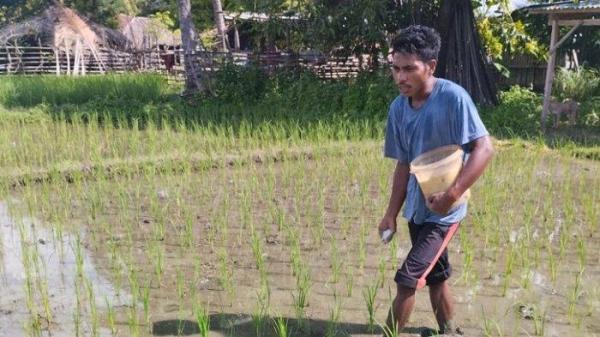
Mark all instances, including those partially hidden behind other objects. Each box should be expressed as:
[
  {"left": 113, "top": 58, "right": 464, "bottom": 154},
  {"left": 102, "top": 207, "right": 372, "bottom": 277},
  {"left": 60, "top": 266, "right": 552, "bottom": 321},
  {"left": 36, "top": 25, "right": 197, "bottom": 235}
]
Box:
[{"left": 0, "top": 202, "right": 133, "bottom": 336}]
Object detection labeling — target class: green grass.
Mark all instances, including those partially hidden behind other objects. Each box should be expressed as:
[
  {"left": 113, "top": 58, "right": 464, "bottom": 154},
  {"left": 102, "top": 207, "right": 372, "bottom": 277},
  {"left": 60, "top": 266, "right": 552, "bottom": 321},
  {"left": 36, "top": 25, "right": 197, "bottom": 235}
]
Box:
[{"left": 0, "top": 74, "right": 169, "bottom": 108}]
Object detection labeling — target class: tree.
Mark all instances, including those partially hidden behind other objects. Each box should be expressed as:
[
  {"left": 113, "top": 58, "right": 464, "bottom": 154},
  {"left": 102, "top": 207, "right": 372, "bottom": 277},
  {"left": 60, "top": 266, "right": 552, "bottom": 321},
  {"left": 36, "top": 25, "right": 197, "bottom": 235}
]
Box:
[
  {"left": 177, "top": 0, "right": 207, "bottom": 94},
  {"left": 0, "top": 0, "right": 47, "bottom": 24},
  {"left": 211, "top": 0, "right": 228, "bottom": 51},
  {"left": 436, "top": 0, "right": 498, "bottom": 106},
  {"left": 475, "top": 1, "right": 545, "bottom": 64}
]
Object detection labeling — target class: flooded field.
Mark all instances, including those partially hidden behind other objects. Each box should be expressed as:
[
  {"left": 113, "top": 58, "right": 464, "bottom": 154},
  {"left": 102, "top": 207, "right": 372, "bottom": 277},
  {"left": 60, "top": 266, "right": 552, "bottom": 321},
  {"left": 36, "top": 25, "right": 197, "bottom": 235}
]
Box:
[{"left": 0, "top": 141, "right": 598, "bottom": 337}]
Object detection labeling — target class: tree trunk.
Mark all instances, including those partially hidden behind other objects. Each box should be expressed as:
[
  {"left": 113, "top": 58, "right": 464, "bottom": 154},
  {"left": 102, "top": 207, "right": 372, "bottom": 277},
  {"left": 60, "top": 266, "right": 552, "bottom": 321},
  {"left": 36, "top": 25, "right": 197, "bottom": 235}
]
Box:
[
  {"left": 212, "top": 0, "right": 228, "bottom": 51},
  {"left": 436, "top": 0, "right": 498, "bottom": 106},
  {"left": 177, "top": 0, "right": 205, "bottom": 94}
]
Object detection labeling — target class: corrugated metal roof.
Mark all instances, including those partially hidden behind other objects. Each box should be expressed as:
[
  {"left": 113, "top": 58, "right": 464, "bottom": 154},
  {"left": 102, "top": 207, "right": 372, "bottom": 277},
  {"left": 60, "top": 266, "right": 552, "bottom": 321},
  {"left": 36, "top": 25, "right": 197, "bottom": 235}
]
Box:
[
  {"left": 223, "top": 11, "right": 301, "bottom": 22},
  {"left": 524, "top": 0, "right": 600, "bottom": 13}
]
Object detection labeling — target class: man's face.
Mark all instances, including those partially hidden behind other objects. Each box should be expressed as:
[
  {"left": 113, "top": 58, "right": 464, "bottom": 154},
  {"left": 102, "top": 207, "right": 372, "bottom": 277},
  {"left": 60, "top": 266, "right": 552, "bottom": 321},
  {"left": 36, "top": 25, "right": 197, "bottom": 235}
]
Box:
[{"left": 390, "top": 52, "right": 436, "bottom": 97}]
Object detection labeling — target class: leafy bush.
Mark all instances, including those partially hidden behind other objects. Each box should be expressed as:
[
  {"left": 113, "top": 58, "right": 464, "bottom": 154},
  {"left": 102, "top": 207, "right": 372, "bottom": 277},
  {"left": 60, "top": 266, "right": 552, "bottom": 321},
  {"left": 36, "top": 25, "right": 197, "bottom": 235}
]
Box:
[
  {"left": 553, "top": 67, "right": 600, "bottom": 102},
  {"left": 212, "top": 63, "right": 269, "bottom": 103},
  {"left": 209, "top": 63, "right": 395, "bottom": 120},
  {"left": 480, "top": 85, "right": 541, "bottom": 137},
  {"left": 580, "top": 97, "right": 600, "bottom": 127}
]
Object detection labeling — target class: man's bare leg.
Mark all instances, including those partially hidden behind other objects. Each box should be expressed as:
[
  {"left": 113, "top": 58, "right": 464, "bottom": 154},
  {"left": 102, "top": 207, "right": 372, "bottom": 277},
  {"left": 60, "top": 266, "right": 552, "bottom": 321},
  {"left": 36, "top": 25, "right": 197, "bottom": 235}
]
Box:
[
  {"left": 429, "top": 281, "right": 455, "bottom": 333},
  {"left": 386, "top": 284, "right": 416, "bottom": 334}
]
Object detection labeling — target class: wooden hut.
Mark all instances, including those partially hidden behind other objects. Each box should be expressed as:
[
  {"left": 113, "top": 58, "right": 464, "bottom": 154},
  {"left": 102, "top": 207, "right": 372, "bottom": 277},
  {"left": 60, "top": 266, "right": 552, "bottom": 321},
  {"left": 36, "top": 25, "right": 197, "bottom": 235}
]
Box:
[{"left": 523, "top": 0, "right": 600, "bottom": 127}]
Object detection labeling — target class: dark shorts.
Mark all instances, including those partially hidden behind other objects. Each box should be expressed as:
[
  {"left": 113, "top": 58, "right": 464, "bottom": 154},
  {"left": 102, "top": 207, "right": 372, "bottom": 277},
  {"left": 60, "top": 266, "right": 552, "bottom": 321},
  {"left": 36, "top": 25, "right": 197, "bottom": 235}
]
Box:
[{"left": 394, "top": 221, "right": 460, "bottom": 289}]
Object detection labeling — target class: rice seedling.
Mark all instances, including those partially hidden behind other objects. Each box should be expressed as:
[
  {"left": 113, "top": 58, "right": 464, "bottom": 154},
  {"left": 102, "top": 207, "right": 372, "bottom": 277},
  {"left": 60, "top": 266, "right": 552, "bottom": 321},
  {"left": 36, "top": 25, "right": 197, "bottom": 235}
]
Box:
[
  {"left": 568, "top": 269, "right": 585, "bottom": 320},
  {"left": 251, "top": 224, "right": 266, "bottom": 273},
  {"left": 310, "top": 184, "right": 327, "bottom": 247},
  {"left": 292, "top": 267, "right": 312, "bottom": 328},
  {"left": 329, "top": 239, "right": 342, "bottom": 284},
  {"left": 345, "top": 265, "right": 355, "bottom": 297},
  {"left": 20, "top": 229, "right": 43, "bottom": 336},
  {"left": 127, "top": 264, "right": 140, "bottom": 304},
  {"left": 377, "top": 254, "right": 387, "bottom": 288},
  {"left": 577, "top": 237, "right": 586, "bottom": 271},
  {"left": 272, "top": 316, "right": 289, "bottom": 337},
  {"left": 502, "top": 246, "right": 515, "bottom": 297},
  {"left": 379, "top": 320, "right": 398, "bottom": 337},
  {"left": 582, "top": 188, "right": 598, "bottom": 234},
  {"left": 176, "top": 268, "right": 186, "bottom": 300},
  {"left": 252, "top": 301, "right": 268, "bottom": 337},
  {"left": 546, "top": 245, "right": 558, "bottom": 284},
  {"left": 182, "top": 203, "right": 196, "bottom": 249},
  {"left": 84, "top": 278, "right": 100, "bottom": 337},
  {"left": 73, "top": 279, "right": 83, "bottom": 337},
  {"left": 287, "top": 229, "right": 302, "bottom": 278},
  {"left": 558, "top": 227, "right": 569, "bottom": 263},
  {"left": 217, "top": 248, "right": 234, "bottom": 297},
  {"left": 105, "top": 296, "right": 117, "bottom": 336},
  {"left": 363, "top": 281, "right": 378, "bottom": 333},
  {"left": 325, "top": 291, "right": 342, "bottom": 337},
  {"left": 357, "top": 219, "right": 367, "bottom": 270},
  {"left": 532, "top": 304, "right": 546, "bottom": 336},
  {"left": 481, "top": 310, "right": 503, "bottom": 337},
  {"left": 73, "top": 237, "right": 86, "bottom": 280},
  {"left": 379, "top": 287, "right": 400, "bottom": 337},
  {"left": 149, "top": 241, "right": 164, "bottom": 285},
  {"left": 142, "top": 281, "right": 152, "bottom": 332},
  {"left": 177, "top": 302, "right": 187, "bottom": 337},
  {"left": 127, "top": 303, "right": 141, "bottom": 337},
  {"left": 35, "top": 267, "right": 53, "bottom": 328},
  {"left": 193, "top": 301, "right": 211, "bottom": 337}
]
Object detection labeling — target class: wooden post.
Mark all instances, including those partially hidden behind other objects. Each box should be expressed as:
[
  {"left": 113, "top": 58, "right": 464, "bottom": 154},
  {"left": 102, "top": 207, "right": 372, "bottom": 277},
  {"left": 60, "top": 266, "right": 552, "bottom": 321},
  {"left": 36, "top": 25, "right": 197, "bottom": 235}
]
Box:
[
  {"left": 542, "top": 16, "right": 559, "bottom": 129},
  {"left": 74, "top": 40, "right": 81, "bottom": 76},
  {"left": 81, "top": 48, "right": 86, "bottom": 76},
  {"left": 66, "top": 44, "right": 71, "bottom": 75},
  {"left": 55, "top": 48, "right": 61, "bottom": 75},
  {"left": 6, "top": 46, "right": 12, "bottom": 74},
  {"left": 234, "top": 21, "right": 240, "bottom": 51}
]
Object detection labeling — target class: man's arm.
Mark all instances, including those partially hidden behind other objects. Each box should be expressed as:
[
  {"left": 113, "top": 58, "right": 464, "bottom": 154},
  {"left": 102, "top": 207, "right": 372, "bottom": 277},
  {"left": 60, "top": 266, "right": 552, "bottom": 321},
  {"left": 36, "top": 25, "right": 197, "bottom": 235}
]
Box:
[
  {"left": 427, "top": 135, "right": 494, "bottom": 214},
  {"left": 379, "top": 161, "right": 410, "bottom": 234}
]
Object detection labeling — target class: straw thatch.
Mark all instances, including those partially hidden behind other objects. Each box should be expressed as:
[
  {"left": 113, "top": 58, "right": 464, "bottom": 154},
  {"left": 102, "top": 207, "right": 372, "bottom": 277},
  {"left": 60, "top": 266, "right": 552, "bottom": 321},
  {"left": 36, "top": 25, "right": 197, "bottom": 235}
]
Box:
[
  {"left": 0, "top": 5, "right": 128, "bottom": 49},
  {"left": 118, "top": 14, "right": 180, "bottom": 50},
  {"left": 0, "top": 5, "right": 128, "bottom": 74}
]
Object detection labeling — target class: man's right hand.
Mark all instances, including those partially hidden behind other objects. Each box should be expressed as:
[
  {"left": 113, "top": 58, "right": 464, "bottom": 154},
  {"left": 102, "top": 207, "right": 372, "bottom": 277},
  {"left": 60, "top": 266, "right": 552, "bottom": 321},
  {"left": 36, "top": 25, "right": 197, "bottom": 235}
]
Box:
[{"left": 378, "top": 215, "right": 397, "bottom": 238}]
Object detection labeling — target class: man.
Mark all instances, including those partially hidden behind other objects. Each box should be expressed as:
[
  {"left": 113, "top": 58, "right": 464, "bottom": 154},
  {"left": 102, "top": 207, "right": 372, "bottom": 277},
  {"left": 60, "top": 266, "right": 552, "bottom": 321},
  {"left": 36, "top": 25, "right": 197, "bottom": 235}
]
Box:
[{"left": 379, "top": 25, "right": 494, "bottom": 335}]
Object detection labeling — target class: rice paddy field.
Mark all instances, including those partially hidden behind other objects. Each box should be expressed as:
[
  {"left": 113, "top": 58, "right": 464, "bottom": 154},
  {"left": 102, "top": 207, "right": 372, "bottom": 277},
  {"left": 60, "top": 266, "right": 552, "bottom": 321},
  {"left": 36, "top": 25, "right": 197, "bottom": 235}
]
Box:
[{"left": 0, "top": 75, "right": 598, "bottom": 337}]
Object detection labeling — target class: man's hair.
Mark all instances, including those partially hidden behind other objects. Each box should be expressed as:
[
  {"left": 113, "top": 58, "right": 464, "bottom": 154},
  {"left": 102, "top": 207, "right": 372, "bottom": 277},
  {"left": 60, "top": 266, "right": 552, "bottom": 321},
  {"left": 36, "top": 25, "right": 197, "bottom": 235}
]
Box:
[{"left": 391, "top": 25, "right": 441, "bottom": 62}]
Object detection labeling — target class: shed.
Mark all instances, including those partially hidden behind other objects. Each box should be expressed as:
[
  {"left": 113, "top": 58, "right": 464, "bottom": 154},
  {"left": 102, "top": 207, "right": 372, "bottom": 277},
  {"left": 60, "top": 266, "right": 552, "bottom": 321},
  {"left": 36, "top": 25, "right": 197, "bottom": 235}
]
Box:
[{"left": 523, "top": 1, "right": 600, "bottom": 128}]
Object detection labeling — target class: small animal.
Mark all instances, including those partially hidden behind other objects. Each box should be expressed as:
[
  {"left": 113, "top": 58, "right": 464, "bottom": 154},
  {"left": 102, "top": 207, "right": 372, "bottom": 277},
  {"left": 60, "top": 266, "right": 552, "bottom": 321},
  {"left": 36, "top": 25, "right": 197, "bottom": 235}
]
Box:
[{"left": 548, "top": 98, "right": 579, "bottom": 128}]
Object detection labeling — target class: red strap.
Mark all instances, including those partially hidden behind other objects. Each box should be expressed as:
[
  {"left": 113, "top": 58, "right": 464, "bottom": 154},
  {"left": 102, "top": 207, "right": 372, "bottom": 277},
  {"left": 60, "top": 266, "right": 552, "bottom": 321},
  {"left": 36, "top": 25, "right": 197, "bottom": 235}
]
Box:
[{"left": 416, "top": 222, "right": 460, "bottom": 289}]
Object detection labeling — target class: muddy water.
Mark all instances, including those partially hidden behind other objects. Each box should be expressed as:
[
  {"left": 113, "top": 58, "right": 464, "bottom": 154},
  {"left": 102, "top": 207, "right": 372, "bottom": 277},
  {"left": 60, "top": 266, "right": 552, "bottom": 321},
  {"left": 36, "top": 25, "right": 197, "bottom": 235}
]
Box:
[
  {"left": 0, "top": 202, "right": 134, "bottom": 337},
  {"left": 1, "top": 146, "right": 599, "bottom": 337}
]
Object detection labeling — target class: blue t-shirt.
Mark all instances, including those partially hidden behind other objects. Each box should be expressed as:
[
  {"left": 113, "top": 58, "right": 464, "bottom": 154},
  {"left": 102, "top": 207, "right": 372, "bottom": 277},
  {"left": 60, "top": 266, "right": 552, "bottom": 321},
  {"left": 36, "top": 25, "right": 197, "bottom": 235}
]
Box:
[{"left": 384, "top": 78, "right": 489, "bottom": 225}]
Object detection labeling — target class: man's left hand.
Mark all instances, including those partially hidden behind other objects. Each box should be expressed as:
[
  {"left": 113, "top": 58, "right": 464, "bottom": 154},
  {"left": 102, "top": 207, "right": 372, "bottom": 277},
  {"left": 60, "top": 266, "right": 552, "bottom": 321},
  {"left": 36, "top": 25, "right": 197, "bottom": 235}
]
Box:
[{"left": 426, "top": 191, "right": 457, "bottom": 215}]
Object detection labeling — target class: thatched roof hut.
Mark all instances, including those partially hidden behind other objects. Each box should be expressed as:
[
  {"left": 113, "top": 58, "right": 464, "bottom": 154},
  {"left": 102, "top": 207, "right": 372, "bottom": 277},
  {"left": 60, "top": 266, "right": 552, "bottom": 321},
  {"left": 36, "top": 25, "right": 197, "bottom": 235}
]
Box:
[
  {"left": 118, "top": 14, "right": 180, "bottom": 50},
  {"left": 0, "top": 5, "right": 128, "bottom": 74},
  {"left": 0, "top": 5, "right": 128, "bottom": 49}
]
